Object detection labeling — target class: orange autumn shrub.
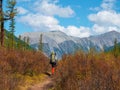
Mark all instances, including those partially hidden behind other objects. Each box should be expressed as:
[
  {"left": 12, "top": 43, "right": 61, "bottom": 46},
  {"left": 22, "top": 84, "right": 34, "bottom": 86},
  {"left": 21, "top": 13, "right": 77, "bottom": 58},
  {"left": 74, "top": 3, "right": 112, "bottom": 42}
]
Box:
[
  {"left": 0, "top": 48, "right": 49, "bottom": 90},
  {"left": 54, "top": 51, "right": 120, "bottom": 90}
]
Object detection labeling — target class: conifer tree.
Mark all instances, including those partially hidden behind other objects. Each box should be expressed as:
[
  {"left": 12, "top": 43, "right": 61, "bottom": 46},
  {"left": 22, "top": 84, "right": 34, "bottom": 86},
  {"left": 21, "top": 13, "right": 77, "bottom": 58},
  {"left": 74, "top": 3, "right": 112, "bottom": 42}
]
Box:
[
  {"left": 9, "top": 18, "right": 15, "bottom": 49},
  {"left": 23, "top": 36, "right": 26, "bottom": 50},
  {"left": 27, "top": 37, "right": 30, "bottom": 45},
  {"left": 17, "top": 35, "right": 21, "bottom": 49},
  {"left": 7, "top": 0, "right": 16, "bottom": 49},
  {"left": 113, "top": 38, "right": 119, "bottom": 57},
  {"left": 0, "top": 0, "right": 17, "bottom": 47},
  {"left": 38, "top": 34, "right": 43, "bottom": 51},
  {"left": 26, "top": 37, "right": 30, "bottom": 49}
]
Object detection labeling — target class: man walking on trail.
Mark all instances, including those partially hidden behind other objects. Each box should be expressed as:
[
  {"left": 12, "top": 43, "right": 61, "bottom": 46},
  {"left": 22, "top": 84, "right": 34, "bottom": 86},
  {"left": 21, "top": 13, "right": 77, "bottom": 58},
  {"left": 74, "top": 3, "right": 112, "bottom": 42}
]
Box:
[{"left": 50, "top": 51, "right": 57, "bottom": 75}]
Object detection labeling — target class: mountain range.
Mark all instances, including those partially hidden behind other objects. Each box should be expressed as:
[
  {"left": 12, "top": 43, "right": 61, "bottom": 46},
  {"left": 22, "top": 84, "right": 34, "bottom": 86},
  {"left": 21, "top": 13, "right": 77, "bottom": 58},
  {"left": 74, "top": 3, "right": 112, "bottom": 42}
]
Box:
[{"left": 21, "top": 31, "right": 120, "bottom": 59}]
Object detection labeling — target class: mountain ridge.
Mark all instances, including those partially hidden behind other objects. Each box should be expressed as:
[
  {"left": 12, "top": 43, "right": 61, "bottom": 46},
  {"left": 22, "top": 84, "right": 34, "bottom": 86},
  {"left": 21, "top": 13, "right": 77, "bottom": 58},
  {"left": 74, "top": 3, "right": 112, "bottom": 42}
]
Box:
[{"left": 21, "top": 30, "right": 120, "bottom": 59}]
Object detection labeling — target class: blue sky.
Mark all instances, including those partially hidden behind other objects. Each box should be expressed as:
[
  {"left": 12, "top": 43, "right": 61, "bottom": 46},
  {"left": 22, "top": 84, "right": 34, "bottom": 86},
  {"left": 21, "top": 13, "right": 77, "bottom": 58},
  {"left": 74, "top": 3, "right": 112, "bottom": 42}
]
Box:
[{"left": 4, "top": 0, "right": 120, "bottom": 37}]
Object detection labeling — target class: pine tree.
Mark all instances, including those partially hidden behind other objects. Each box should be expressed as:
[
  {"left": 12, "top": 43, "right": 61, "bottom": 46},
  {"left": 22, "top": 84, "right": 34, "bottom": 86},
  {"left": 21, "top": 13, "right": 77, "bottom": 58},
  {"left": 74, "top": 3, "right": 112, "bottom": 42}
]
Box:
[
  {"left": 27, "top": 37, "right": 30, "bottom": 45},
  {"left": 17, "top": 35, "right": 21, "bottom": 49},
  {"left": 113, "top": 38, "right": 119, "bottom": 57},
  {"left": 23, "top": 36, "right": 26, "bottom": 50},
  {"left": 0, "top": 0, "right": 17, "bottom": 47},
  {"left": 7, "top": 0, "right": 16, "bottom": 49},
  {"left": 9, "top": 18, "right": 15, "bottom": 49},
  {"left": 26, "top": 37, "right": 30, "bottom": 49},
  {"left": 38, "top": 34, "right": 43, "bottom": 51}
]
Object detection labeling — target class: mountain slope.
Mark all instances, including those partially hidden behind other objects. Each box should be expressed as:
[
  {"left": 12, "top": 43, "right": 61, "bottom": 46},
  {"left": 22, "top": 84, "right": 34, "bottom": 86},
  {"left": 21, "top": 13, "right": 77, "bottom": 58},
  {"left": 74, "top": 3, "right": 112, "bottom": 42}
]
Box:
[
  {"left": 4, "top": 30, "right": 33, "bottom": 50},
  {"left": 21, "top": 31, "right": 120, "bottom": 59}
]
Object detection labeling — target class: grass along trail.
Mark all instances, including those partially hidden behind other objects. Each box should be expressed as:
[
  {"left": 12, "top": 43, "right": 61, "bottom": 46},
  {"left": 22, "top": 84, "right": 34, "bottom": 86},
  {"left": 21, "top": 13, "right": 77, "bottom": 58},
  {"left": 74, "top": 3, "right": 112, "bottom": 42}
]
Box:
[{"left": 28, "top": 74, "right": 54, "bottom": 90}]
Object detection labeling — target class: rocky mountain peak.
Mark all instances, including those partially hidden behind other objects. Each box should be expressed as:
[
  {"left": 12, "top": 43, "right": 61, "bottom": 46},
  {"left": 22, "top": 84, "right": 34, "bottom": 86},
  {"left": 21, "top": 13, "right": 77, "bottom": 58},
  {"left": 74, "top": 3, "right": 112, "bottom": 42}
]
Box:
[{"left": 21, "top": 30, "right": 120, "bottom": 59}]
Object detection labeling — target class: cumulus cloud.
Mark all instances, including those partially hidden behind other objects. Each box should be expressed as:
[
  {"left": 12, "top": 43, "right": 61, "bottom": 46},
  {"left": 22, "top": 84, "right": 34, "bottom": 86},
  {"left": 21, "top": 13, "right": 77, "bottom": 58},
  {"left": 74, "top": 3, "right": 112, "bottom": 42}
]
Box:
[
  {"left": 101, "top": 0, "right": 116, "bottom": 10},
  {"left": 18, "top": 14, "right": 59, "bottom": 31},
  {"left": 17, "top": 0, "right": 91, "bottom": 37},
  {"left": 88, "top": 11, "right": 120, "bottom": 27},
  {"left": 88, "top": 0, "right": 120, "bottom": 34},
  {"left": 92, "top": 24, "right": 119, "bottom": 34},
  {"left": 33, "top": 0, "right": 75, "bottom": 18},
  {"left": 90, "top": 0, "right": 116, "bottom": 11},
  {"left": 65, "top": 26, "right": 90, "bottom": 37},
  {"left": 18, "top": 0, "right": 120, "bottom": 37},
  {"left": 18, "top": 13, "right": 90, "bottom": 38}
]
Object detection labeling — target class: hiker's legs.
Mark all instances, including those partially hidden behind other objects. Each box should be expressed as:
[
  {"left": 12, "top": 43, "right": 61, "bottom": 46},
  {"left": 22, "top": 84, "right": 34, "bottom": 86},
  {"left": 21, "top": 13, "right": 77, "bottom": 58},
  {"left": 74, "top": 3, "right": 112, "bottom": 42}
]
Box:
[
  {"left": 52, "top": 67, "right": 55, "bottom": 75},
  {"left": 51, "top": 62, "right": 56, "bottom": 75}
]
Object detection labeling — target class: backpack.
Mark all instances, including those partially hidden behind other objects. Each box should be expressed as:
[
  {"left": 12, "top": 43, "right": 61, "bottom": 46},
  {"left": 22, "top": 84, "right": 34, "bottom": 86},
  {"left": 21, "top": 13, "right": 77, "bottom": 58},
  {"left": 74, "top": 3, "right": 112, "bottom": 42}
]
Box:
[{"left": 50, "top": 53, "right": 57, "bottom": 64}]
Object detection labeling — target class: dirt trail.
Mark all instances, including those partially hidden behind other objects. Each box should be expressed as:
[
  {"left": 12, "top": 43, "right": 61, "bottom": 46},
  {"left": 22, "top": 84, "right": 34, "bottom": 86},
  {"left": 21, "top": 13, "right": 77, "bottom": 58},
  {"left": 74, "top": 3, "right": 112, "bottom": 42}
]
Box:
[{"left": 28, "top": 74, "right": 54, "bottom": 90}]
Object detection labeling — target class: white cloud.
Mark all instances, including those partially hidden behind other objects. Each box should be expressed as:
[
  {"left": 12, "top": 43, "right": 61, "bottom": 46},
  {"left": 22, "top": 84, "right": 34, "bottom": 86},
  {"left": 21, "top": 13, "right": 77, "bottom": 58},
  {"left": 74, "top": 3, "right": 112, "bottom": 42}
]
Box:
[
  {"left": 17, "top": 0, "right": 120, "bottom": 37},
  {"left": 65, "top": 26, "right": 90, "bottom": 37},
  {"left": 88, "top": 11, "right": 120, "bottom": 27},
  {"left": 89, "top": 0, "right": 116, "bottom": 12},
  {"left": 101, "top": 0, "right": 116, "bottom": 10},
  {"left": 92, "top": 24, "right": 119, "bottom": 34},
  {"left": 92, "top": 24, "right": 107, "bottom": 33},
  {"left": 17, "top": 0, "right": 91, "bottom": 38},
  {"left": 33, "top": 0, "right": 75, "bottom": 18},
  {"left": 18, "top": 13, "right": 90, "bottom": 38},
  {"left": 89, "top": 10, "right": 120, "bottom": 34},
  {"left": 17, "top": 7, "right": 29, "bottom": 15},
  {"left": 88, "top": 0, "right": 120, "bottom": 34},
  {"left": 18, "top": 14, "right": 59, "bottom": 31}
]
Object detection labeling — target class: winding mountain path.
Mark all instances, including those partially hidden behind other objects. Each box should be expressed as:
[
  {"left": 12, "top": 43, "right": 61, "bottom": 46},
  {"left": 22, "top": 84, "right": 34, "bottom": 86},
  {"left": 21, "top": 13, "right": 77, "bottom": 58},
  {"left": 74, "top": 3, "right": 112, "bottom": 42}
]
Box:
[{"left": 28, "top": 74, "right": 54, "bottom": 90}]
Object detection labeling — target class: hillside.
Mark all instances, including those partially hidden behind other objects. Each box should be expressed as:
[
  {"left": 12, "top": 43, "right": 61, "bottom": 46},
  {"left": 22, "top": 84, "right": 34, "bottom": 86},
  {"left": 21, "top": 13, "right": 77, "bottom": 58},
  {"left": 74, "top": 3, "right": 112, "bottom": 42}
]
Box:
[
  {"left": 4, "top": 30, "right": 33, "bottom": 50},
  {"left": 21, "top": 30, "right": 120, "bottom": 59}
]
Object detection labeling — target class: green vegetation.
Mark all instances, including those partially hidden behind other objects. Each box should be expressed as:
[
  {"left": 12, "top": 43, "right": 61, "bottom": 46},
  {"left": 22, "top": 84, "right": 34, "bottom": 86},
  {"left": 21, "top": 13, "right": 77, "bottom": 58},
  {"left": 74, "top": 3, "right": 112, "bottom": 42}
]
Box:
[
  {"left": 4, "top": 30, "right": 33, "bottom": 50},
  {"left": 105, "top": 38, "right": 120, "bottom": 58}
]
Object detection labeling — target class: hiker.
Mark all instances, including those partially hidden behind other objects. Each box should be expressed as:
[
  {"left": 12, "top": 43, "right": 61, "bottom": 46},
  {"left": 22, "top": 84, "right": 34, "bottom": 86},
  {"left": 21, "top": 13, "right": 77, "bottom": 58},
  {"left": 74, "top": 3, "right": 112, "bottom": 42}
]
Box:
[{"left": 50, "top": 51, "right": 57, "bottom": 75}]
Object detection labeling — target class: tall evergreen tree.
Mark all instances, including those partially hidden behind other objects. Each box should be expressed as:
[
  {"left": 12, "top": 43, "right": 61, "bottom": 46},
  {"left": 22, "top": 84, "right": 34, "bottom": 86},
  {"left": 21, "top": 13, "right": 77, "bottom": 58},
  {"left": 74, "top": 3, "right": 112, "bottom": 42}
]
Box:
[
  {"left": 27, "top": 37, "right": 30, "bottom": 45},
  {"left": 7, "top": 0, "right": 16, "bottom": 49},
  {"left": 23, "top": 36, "right": 26, "bottom": 50},
  {"left": 17, "top": 35, "right": 21, "bottom": 49},
  {"left": 0, "top": 0, "right": 17, "bottom": 47},
  {"left": 38, "top": 34, "right": 43, "bottom": 51},
  {"left": 26, "top": 37, "right": 30, "bottom": 50},
  {"left": 9, "top": 18, "right": 15, "bottom": 49},
  {"left": 113, "top": 38, "right": 119, "bottom": 57}
]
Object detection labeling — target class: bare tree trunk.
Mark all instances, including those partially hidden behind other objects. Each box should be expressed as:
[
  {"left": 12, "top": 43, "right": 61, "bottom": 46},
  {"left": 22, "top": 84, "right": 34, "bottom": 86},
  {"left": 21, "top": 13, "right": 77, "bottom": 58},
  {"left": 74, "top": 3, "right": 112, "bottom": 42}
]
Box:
[
  {"left": 0, "top": 0, "right": 4, "bottom": 47},
  {"left": 1, "top": 20, "right": 4, "bottom": 47}
]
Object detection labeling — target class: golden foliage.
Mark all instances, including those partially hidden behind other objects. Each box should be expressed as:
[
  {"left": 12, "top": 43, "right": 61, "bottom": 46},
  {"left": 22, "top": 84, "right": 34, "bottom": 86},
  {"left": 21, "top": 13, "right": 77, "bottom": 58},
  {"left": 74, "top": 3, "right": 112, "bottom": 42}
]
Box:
[
  {"left": 0, "top": 48, "right": 49, "bottom": 90},
  {"left": 54, "top": 51, "right": 120, "bottom": 90}
]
